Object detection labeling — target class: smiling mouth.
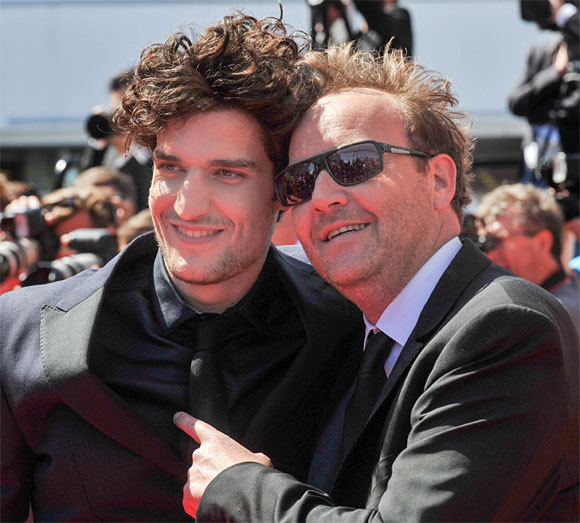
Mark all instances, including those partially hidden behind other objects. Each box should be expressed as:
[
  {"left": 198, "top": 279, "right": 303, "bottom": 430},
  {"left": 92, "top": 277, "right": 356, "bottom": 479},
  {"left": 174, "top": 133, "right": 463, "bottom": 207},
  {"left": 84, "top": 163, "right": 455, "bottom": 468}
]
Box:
[
  {"left": 175, "top": 225, "right": 223, "bottom": 239},
  {"left": 326, "top": 223, "right": 368, "bottom": 241}
]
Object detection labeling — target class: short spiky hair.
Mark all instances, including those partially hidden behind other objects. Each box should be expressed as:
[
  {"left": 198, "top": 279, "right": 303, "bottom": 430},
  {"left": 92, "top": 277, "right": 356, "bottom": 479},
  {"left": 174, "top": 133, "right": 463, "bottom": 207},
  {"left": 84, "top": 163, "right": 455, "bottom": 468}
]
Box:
[
  {"left": 300, "top": 44, "right": 475, "bottom": 219},
  {"left": 112, "top": 13, "right": 316, "bottom": 174}
]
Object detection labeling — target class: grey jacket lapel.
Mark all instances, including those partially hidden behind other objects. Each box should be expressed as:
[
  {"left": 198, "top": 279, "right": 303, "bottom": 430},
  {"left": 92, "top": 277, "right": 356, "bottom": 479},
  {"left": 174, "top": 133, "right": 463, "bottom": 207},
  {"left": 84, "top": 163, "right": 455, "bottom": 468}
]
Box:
[{"left": 40, "top": 286, "right": 184, "bottom": 480}]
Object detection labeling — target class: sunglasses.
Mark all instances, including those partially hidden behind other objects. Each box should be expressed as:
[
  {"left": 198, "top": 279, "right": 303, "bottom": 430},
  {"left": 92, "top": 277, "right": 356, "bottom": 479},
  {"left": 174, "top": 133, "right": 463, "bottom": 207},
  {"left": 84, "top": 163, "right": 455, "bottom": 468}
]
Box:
[{"left": 275, "top": 140, "right": 434, "bottom": 207}]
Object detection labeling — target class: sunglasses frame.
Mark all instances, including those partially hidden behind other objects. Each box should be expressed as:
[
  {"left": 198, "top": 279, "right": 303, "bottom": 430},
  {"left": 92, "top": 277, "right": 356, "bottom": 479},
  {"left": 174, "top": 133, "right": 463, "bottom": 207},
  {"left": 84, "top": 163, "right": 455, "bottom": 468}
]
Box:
[{"left": 275, "top": 139, "right": 435, "bottom": 207}]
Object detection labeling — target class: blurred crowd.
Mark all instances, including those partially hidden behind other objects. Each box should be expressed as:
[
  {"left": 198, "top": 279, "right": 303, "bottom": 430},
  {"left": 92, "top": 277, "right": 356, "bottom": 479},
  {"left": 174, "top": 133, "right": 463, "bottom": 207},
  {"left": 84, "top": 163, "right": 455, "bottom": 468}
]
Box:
[{"left": 0, "top": 167, "right": 153, "bottom": 294}]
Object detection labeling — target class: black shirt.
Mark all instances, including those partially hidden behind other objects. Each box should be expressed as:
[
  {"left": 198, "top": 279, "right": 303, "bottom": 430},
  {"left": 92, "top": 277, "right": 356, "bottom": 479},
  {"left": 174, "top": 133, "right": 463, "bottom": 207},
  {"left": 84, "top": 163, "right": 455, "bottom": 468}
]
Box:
[{"left": 90, "top": 247, "right": 306, "bottom": 457}]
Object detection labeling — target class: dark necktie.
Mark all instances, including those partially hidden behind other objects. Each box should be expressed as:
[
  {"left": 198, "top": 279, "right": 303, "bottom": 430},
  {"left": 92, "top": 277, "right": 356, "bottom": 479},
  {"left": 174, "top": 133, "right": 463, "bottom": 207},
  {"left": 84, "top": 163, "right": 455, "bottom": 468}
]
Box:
[
  {"left": 171, "top": 313, "right": 238, "bottom": 462},
  {"left": 341, "top": 330, "right": 395, "bottom": 458},
  {"left": 187, "top": 316, "right": 232, "bottom": 435}
]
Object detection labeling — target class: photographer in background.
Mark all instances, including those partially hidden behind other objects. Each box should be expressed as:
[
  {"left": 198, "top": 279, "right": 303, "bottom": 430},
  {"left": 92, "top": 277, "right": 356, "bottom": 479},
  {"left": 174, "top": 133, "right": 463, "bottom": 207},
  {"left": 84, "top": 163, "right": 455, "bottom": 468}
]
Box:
[
  {"left": 509, "top": 0, "right": 579, "bottom": 194},
  {"left": 477, "top": 183, "right": 579, "bottom": 333},
  {"left": 40, "top": 186, "right": 117, "bottom": 241},
  {"left": 0, "top": 185, "right": 118, "bottom": 293},
  {"left": 73, "top": 166, "right": 138, "bottom": 226},
  {"left": 81, "top": 70, "right": 152, "bottom": 211}
]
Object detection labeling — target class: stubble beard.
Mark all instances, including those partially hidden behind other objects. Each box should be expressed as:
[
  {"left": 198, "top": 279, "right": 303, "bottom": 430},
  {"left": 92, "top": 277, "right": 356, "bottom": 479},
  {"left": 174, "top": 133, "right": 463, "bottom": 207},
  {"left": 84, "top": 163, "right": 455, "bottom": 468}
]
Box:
[{"left": 154, "top": 218, "right": 274, "bottom": 287}]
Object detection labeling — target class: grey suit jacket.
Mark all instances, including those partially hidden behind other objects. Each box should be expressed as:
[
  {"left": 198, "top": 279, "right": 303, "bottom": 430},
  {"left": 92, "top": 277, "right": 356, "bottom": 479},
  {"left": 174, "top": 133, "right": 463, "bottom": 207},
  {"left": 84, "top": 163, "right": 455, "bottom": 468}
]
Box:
[
  {"left": 196, "top": 240, "right": 580, "bottom": 522},
  {"left": 0, "top": 233, "right": 363, "bottom": 521}
]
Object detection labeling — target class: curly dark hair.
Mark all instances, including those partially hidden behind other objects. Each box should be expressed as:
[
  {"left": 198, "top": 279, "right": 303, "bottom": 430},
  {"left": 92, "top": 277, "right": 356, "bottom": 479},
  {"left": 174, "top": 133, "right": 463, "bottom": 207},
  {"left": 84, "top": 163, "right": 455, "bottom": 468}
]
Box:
[{"left": 112, "top": 13, "right": 317, "bottom": 173}]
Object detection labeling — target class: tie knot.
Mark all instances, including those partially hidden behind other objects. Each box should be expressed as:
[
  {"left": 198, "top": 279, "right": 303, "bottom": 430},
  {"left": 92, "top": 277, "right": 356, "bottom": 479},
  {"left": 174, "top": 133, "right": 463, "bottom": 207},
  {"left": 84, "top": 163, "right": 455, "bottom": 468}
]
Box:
[
  {"left": 172, "top": 312, "right": 242, "bottom": 352},
  {"left": 359, "top": 331, "right": 394, "bottom": 375}
]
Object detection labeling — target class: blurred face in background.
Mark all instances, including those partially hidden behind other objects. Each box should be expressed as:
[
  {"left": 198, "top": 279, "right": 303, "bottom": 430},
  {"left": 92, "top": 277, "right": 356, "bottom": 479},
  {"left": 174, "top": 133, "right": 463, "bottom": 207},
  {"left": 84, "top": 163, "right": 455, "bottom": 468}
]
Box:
[{"left": 483, "top": 209, "right": 553, "bottom": 285}]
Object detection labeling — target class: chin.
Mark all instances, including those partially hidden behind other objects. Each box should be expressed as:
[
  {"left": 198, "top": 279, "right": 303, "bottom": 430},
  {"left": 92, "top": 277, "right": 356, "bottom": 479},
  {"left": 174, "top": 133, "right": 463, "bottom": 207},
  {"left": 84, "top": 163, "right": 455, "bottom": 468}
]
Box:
[{"left": 318, "top": 260, "right": 372, "bottom": 289}]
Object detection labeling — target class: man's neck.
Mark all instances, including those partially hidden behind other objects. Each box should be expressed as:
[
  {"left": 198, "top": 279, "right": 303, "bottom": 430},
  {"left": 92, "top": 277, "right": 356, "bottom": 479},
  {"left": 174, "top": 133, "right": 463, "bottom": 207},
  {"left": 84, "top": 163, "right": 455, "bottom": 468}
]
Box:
[
  {"left": 172, "top": 257, "right": 267, "bottom": 314},
  {"left": 342, "top": 232, "right": 461, "bottom": 325}
]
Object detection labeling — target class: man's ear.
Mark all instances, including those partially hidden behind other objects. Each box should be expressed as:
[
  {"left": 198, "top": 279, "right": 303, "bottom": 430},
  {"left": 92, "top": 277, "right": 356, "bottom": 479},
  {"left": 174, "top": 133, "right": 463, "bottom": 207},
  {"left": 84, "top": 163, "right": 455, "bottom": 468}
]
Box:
[
  {"left": 533, "top": 229, "right": 554, "bottom": 255},
  {"left": 430, "top": 154, "right": 457, "bottom": 211}
]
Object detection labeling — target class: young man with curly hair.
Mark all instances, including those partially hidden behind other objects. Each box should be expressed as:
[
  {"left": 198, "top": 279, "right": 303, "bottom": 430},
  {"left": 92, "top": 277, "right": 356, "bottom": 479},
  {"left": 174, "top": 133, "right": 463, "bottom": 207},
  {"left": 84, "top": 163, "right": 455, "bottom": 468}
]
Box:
[
  {"left": 0, "top": 14, "right": 362, "bottom": 521},
  {"left": 175, "top": 44, "right": 579, "bottom": 522}
]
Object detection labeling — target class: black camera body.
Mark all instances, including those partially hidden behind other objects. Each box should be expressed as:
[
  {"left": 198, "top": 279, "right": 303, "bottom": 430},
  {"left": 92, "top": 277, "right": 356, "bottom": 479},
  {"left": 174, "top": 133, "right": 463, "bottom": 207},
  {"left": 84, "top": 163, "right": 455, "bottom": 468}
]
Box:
[
  {"left": 17, "top": 229, "right": 118, "bottom": 287},
  {"left": 0, "top": 207, "right": 61, "bottom": 261},
  {"left": 520, "top": 0, "right": 554, "bottom": 28},
  {"left": 86, "top": 113, "right": 115, "bottom": 140}
]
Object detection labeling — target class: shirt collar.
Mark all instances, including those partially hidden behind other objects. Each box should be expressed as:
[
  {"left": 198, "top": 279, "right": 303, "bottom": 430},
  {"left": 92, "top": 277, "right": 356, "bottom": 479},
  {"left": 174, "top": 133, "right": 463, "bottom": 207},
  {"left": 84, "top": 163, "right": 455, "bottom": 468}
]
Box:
[
  {"left": 152, "top": 250, "right": 197, "bottom": 333},
  {"left": 152, "top": 247, "right": 274, "bottom": 335},
  {"left": 365, "top": 237, "right": 462, "bottom": 347}
]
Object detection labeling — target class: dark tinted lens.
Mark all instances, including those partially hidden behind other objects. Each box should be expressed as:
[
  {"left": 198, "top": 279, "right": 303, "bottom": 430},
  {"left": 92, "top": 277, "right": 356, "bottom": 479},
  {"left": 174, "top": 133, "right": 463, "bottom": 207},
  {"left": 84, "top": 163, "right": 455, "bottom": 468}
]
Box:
[
  {"left": 277, "top": 161, "right": 318, "bottom": 205},
  {"left": 327, "top": 143, "right": 382, "bottom": 185}
]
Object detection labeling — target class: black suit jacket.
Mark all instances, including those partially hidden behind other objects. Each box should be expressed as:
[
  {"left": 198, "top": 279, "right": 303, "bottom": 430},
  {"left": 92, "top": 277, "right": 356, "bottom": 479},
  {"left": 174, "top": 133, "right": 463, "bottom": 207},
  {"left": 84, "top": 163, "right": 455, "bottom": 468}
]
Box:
[
  {"left": 196, "top": 241, "right": 580, "bottom": 522},
  {"left": 0, "top": 233, "right": 363, "bottom": 521}
]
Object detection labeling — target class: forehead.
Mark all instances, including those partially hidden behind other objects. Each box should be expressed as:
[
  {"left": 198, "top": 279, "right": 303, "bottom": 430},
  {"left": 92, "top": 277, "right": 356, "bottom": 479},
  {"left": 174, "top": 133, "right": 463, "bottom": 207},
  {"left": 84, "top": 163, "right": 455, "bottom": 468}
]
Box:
[
  {"left": 290, "top": 89, "right": 407, "bottom": 161},
  {"left": 156, "top": 109, "right": 268, "bottom": 160}
]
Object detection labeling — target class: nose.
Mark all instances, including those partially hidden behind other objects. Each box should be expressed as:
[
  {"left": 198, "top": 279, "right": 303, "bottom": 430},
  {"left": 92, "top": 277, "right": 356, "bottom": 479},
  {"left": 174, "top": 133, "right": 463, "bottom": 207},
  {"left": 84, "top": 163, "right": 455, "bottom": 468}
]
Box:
[
  {"left": 174, "top": 171, "right": 211, "bottom": 220},
  {"left": 310, "top": 170, "right": 349, "bottom": 213}
]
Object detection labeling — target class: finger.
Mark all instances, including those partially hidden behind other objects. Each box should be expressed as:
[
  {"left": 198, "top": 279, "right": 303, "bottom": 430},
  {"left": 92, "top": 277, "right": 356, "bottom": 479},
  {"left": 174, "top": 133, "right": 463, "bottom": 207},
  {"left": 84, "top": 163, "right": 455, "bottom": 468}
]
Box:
[
  {"left": 173, "top": 412, "right": 201, "bottom": 442},
  {"left": 173, "top": 412, "right": 220, "bottom": 443}
]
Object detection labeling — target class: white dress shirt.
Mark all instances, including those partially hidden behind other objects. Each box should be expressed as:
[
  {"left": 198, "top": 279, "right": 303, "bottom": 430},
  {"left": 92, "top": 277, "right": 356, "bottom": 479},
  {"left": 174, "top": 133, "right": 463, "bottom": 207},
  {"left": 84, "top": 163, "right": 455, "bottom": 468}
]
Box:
[{"left": 363, "top": 237, "right": 462, "bottom": 376}]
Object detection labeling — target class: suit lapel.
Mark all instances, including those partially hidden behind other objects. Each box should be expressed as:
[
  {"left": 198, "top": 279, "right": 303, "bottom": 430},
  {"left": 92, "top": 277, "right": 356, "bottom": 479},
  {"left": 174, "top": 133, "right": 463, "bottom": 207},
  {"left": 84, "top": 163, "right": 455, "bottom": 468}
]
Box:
[
  {"left": 40, "top": 245, "right": 184, "bottom": 480},
  {"left": 338, "top": 241, "right": 491, "bottom": 468}
]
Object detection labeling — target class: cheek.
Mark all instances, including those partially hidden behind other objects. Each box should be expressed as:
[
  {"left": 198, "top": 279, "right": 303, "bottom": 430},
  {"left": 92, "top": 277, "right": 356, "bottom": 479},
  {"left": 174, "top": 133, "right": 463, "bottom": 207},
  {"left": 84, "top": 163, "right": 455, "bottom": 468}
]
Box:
[
  {"left": 486, "top": 248, "right": 508, "bottom": 267},
  {"left": 289, "top": 206, "right": 310, "bottom": 240},
  {"left": 149, "top": 178, "right": 174, "bottom": 211}
]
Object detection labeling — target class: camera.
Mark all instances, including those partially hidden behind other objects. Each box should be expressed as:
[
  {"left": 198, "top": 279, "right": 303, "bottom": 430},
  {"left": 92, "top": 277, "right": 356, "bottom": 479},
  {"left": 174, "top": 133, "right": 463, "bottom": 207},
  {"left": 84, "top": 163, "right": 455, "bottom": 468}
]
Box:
[
  {"left": 86, "top": 113, "right": 115, "bottom": 140},
  {"left": 0, "top": 207, "right": 61, "bottom": 261},
  {"left": 0, "top": 221, "right": 118, "bottom": 290},
  {"left": 520, "top": 0, "right": 555, "bottom": 29},
  {"left": 17, "top": 228, "right": 118, "bottom": 287},
  {"left": 0, "top": 237, "right": 42, "bottom": 287}
]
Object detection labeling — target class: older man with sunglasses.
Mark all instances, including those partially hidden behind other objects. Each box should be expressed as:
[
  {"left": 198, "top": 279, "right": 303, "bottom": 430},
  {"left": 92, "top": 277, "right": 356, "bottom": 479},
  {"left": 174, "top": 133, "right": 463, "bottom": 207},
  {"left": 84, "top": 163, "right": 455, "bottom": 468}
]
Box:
[{"left": 175, "top": 45, "right": 579, "bottom": 521}]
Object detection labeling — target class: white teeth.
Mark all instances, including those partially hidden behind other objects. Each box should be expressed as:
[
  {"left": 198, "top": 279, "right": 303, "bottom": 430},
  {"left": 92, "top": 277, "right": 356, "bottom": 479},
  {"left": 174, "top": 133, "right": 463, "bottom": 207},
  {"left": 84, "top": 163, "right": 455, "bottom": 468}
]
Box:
[
  {"left": 327, "top": 224, "right": 367, "bottom": 241},
  {"left": 177, "top": 227, "right": 220, "bottom": 238}
]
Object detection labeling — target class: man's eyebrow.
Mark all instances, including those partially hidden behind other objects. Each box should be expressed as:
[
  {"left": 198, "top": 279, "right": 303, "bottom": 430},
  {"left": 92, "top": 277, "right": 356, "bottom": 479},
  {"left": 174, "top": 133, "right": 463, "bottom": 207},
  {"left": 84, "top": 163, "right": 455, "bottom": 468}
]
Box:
[
  {"left": 208, "top": 158, "right": 259, "bottom": 170},
  {"left": 153, "top": 149, "right": 181, "bottom": 162},
  {"left": 153, "top": 151, "right": 258, "bottom": 170}
]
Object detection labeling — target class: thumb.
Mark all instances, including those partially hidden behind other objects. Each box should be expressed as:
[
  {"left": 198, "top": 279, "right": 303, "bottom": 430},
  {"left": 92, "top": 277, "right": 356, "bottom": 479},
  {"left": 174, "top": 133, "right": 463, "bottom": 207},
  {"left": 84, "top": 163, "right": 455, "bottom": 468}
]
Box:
[{"left": 173, "top": 412, "right": 218, "bottom": 444}]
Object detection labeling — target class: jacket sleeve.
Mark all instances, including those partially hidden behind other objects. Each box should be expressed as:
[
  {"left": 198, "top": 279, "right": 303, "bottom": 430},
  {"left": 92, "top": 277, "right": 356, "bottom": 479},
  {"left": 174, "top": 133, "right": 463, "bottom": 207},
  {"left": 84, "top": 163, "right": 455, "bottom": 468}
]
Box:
[
  {"left": 196, "top": 305, "right": 578, "bottom": 522},
  {"left": 1, "top": 385, "right": 35, "bottom": 521},
  {"left": 508, "top": 45, "right": 563, "bottom": 122}
]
